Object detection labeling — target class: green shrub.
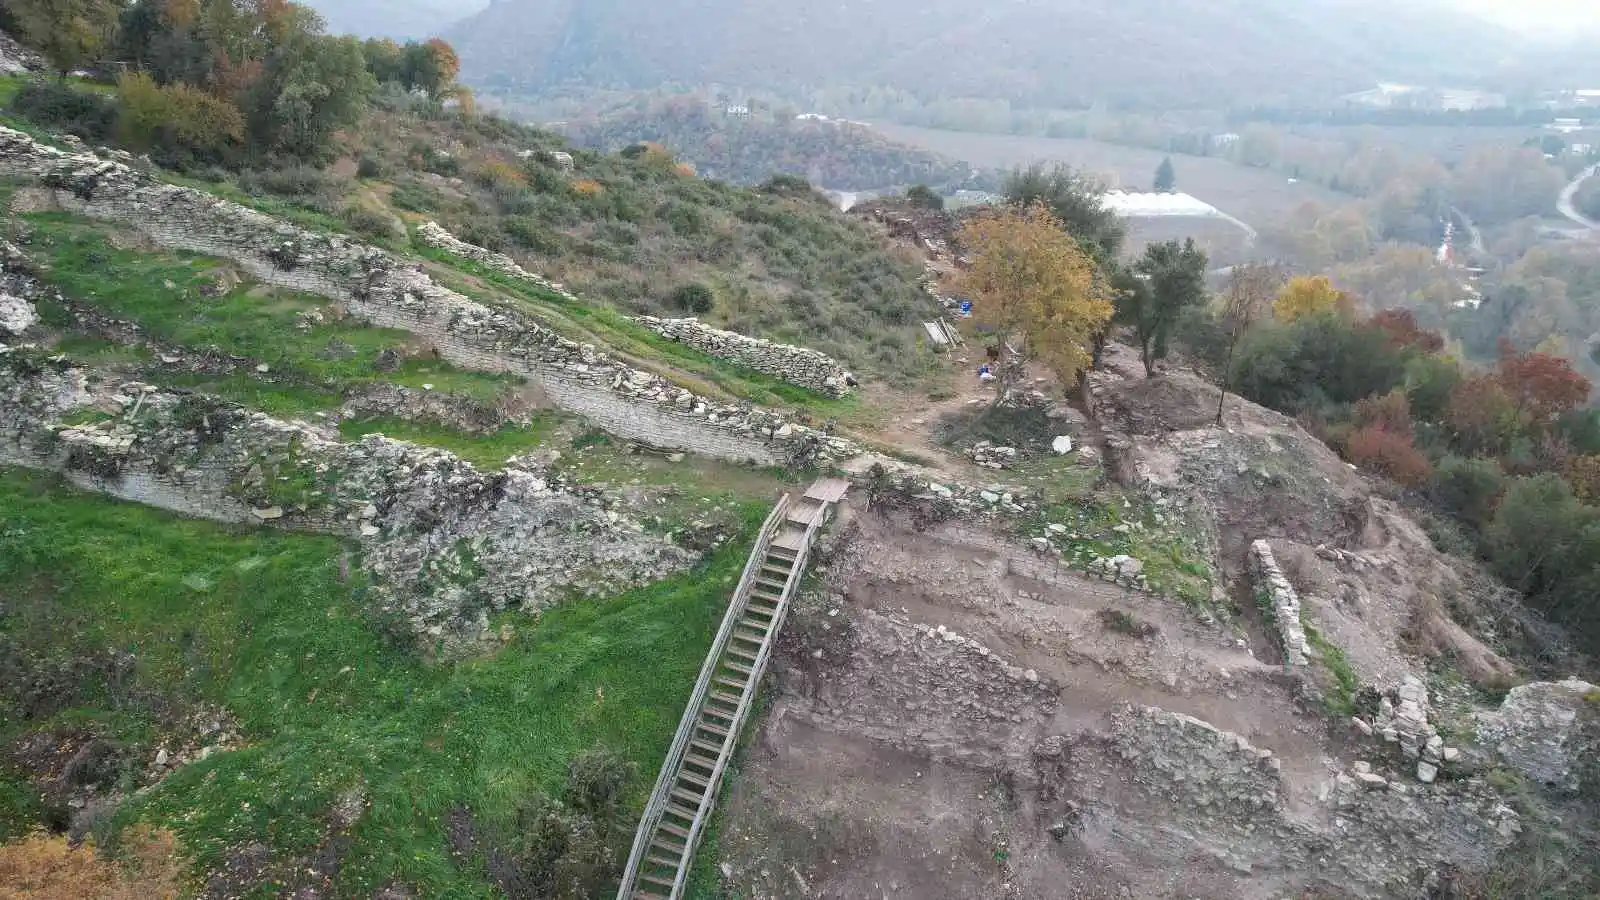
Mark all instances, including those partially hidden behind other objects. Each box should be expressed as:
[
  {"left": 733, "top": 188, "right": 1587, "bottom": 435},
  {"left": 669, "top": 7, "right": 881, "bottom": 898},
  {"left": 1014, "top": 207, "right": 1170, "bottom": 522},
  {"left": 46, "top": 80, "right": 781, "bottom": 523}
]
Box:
[
  {"left": 669, "top": 283, "right": 715, "bottom": 315},
  {"left": 8, "top": 79, "right": 116, "bottom": 141},
  {"left": 357, "top": 155, "right": 383, "bottom": 178},
  {"left": 1430, "top": 455, "right": 1506, "bottom": 530},
  {"left": 905, "top": 184, "right": 944, "bottom": 210},
  {"left": 339, "top": 204, "right": 397, "bottom": 241}
]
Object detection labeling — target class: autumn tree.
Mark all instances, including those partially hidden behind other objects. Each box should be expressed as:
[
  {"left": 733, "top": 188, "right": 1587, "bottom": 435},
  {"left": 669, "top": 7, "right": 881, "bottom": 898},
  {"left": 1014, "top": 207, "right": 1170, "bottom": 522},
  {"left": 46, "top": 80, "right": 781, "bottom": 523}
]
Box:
[
  {"left": 1002, "top": 163, "right": 1126, "bottom": 261},
  {"left": 1273, "top": 275, "right": 1352, "bottom": 322},
  {"left": 1115, "top": 238, "right": 1208, "bottom": 376},
  {"left": 1216, "top": 263, "right": 1287, "bottom": 424},
  {"left": 1494, "top": 340, "right": 1590, "bottom": 427},
  {"left": 8, "top": 0, "right": 121, "bottom": 78},
  {"left": 402, "top": 38, "right": 460, "bottom": 98},
  {"left": 956, "top": 203, "right": 1114, "bottom": 400},
  {"left": 1369, "top": 308, "right": 1444, "bottom": 353}
]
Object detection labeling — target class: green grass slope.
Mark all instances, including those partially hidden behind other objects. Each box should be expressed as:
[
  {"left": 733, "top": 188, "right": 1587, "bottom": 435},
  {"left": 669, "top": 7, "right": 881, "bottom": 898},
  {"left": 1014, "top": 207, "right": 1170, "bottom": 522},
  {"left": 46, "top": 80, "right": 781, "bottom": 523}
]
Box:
[{"left": 0, "top": 468, "right": 767, "bottom": 894}]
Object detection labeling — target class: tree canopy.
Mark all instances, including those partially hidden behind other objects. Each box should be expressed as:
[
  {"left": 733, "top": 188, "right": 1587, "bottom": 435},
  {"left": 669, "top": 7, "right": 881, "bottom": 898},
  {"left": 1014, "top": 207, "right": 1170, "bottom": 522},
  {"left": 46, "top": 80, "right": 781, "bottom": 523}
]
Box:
[
  {"left": 956, "top": 203, "right": 1113, "bottom": 397},
  {"left": 1115, "top": 238, "right": 1209, "bottom": 375},
  {"left": 1002, "top": 163, "right": 1126, "bottom": 262}
]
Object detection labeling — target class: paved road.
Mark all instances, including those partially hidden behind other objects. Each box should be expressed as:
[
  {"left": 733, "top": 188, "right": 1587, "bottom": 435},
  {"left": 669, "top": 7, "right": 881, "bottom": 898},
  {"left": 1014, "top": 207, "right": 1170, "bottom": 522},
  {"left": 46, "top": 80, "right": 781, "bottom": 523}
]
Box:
[{"left": 1556, "top": 163, "right": 1600, "bottom": 232}]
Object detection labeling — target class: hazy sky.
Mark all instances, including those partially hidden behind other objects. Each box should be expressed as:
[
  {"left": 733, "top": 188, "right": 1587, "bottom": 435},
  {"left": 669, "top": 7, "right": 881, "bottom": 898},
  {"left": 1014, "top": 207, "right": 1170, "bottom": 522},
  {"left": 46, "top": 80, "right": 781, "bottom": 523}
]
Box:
[{"left": 1457, "top": 0, "right": 1600, "bottom": 34}]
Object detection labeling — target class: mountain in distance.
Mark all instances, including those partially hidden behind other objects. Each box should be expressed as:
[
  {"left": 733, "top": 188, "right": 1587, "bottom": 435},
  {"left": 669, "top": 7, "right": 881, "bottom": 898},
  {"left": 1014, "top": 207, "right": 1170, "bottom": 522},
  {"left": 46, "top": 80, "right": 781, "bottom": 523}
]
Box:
[
  {"left": 300, "top": 0, "right": 485, "bottom": 40},
  {"left": 447, "top": 0, "right": 1521, "bottom": 109}
]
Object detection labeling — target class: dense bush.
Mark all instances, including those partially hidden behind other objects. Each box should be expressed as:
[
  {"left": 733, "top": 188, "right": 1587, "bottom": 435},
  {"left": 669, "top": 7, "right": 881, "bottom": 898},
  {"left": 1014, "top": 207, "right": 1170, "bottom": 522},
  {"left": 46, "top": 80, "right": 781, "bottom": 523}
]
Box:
[
  {"left": 8, "top": 79, "right": 116, "bottom": 141},
  {"left": 1346, "top": 424, "right": 1432, "bottom": 487},
  {"left": 1232, "top": 312, "right": 1406, "bottom": 415},
  {"left": 669, "top": 283, "right": 715, "bottom": 314},
  {"left": 1430, "top": 455, "right": 1506, "bottom": 529}
]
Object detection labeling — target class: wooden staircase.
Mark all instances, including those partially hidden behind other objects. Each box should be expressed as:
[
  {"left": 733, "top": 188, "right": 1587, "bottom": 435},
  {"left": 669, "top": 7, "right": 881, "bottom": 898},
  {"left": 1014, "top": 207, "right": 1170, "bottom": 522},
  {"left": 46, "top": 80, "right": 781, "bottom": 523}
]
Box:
[{"left": 616, "top": 478, "right": 849, "bottom": 900}]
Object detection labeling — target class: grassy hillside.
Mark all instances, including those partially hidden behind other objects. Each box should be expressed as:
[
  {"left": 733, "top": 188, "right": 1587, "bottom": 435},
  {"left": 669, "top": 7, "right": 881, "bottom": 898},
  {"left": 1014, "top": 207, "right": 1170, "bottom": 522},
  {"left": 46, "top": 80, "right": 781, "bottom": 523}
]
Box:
[
  {"left": 176, "top": 91, "right": 940, "bottom": 384},
  {"left": 0, "top": 468, "right": 767, "bottom": 895},
  {"left": 449, "top": 0, "right": 1518, "bottom": 110}
]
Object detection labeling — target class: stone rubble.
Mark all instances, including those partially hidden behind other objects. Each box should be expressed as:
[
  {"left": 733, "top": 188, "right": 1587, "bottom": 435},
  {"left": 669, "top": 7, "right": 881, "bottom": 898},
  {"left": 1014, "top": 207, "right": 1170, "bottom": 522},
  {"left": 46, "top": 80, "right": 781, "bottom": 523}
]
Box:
[
  {"left": 0, "top": 126, "right": 856, "bottom": 467},
  {"left": 0, "top": 355, "right": 695, "bottom": 654},
  {"left": 633, "top": 315, "right": 856, "bottom": 398},
  {"left": 965, "top": 440, "right": 1018, "bottom": 469}
]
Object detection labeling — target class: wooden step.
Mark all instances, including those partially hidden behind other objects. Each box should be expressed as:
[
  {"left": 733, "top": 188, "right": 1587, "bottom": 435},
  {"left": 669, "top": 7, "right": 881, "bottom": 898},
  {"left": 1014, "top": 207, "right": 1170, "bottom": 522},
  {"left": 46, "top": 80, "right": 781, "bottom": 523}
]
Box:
[
  {"left": 755, "top": 577, "right": 788, "bottom": 592},
  {"left": 641, "top": 873, "right": 677, "bottom": 889},
  {"left": 760, "top": 564, "right": 792, "bottom": 578},
  {"left": 646, "top": 832, "right": 684, "bottom": 851},
  {"left": 678, "top": 768, "right": 710, "bottom": 788},
  {"left": 713, "top": 675, "right": 748, "bottom": 692},
  {"left": 690, "top": 738, "right": 723, "bottom": 757},
  {"left": 670, "top": 786, "right": 704, "bottom": 806},
  {"left": 663, "top": 802, "right": 697, "bottom": 823},
  {"left": 710, "top": 689, "right": 744, "bottom": 706},
  {"left": 732, "top": 628, "right": 766, "bottom": 644},
  {"left": 700, "top": 704, "right": 735, "bottom": 722},
  {"left": 747, "top": 595, "right": 779, "bottom": 609},
  {"left": 744, "top": 604, "right": 775, "bottom": 619},
  {"left": 723, "top": 660, "right": 753, "bottom": 676},
  {"left": 725, "top": 645, "right": 758, "bottom": 662},
  {"left": 646, "top": 851, "right": 682, "bottom": 868},
  {"left": 697, "top": 719, "right": 730, "bottom": 737},
  {"left": 634, "top": 891, "right": 669, "bottom": 900},
  {"left": 657, "top": 820, "right": 690, "bottom": 841}
]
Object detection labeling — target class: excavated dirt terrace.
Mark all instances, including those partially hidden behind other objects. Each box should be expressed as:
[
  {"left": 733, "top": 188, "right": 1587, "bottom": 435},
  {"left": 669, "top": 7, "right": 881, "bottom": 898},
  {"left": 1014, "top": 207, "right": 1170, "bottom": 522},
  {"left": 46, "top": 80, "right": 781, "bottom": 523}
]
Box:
[{"left": 712, "top": 367, "right": 1534, "bottom": 900}]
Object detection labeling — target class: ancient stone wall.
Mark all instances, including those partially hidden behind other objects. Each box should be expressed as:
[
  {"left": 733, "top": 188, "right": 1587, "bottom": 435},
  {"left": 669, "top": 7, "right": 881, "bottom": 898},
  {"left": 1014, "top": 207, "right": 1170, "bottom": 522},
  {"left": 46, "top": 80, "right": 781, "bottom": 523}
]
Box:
[
  {"left": 417, "top": 220, "right": 563, "bottom": 290},
  {"left": 0, "top": 352, "right": 694, "bottom": 654},
  {"left": 633, "top": 316, "right": 856, "bottom": 397},
  {"left": 416, "top": 219, "right": 857, "bottom": 397},
  {"left": 0, "top": 127, "right": 857, "bottom": 466},
  {"left": 1250, "top": 539, "right": 1309, "bottom": 666}
]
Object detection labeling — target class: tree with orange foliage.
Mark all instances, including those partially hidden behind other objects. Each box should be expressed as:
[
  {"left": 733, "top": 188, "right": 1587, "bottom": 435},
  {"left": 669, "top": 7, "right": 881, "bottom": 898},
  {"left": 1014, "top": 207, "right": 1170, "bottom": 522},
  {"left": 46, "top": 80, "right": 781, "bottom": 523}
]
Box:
[
  {"left": 956, "top": 203, "right": 1114, "bottom": 399},
  {"left": 1273, "top": 275, "right": 1353, "bottom": 323},
  {"left": 1369, "top": 308, "right": 1444, "bottom": 354},
  {"left": 1494, "top": 339, "right": 1590, "bottom": 426},
  {"left": 402, "top": 38, "right": 460, "bottom": 98}
]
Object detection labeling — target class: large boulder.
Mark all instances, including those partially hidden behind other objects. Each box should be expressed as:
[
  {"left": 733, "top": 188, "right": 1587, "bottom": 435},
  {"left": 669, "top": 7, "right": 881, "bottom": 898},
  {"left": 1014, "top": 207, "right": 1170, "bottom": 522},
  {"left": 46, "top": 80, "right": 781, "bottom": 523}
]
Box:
[{"left": 1476, "top": 678, "right": 1599, "bottom": 794}]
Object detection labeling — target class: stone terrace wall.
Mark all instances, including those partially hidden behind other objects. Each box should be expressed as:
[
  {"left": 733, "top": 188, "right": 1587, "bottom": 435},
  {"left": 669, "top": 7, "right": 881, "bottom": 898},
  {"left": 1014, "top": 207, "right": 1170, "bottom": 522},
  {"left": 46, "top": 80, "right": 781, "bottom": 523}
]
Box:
[
  {"left": 633, "top": 316, "right": 856, "bottom": 398},
  {"left": 0, "top": 127, "right": 856, "bottom": 467},
  {"left": 0, "top": 351, "right": 694, "bottom": 654},
  {"left": 417, "top": 220, "right": 565, "bottom": 291},
  {"left": 416, "top": 219, "right": 858, "bottom": 398},
  {"left": 1250, "top": 539, "right": 1309, "bottom": 666}
]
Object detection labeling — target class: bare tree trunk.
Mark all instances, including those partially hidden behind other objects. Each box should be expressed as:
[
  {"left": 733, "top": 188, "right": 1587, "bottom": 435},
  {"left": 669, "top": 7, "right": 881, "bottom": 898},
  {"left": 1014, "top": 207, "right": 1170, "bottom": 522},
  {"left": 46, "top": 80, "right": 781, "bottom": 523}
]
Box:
[{"left": 1216, "top": 338, "right": 1238, "bottom": 426}]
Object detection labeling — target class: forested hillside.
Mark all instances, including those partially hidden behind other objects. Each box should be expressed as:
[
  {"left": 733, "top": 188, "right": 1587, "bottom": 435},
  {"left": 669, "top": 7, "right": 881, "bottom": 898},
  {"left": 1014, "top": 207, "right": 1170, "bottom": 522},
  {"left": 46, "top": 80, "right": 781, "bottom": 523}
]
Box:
[
  {"left": 448, "top": 0, "right": 1517, "bottom": 109},
  {"left": 555, "top": 95, "right": 979, "bottom": 190}
]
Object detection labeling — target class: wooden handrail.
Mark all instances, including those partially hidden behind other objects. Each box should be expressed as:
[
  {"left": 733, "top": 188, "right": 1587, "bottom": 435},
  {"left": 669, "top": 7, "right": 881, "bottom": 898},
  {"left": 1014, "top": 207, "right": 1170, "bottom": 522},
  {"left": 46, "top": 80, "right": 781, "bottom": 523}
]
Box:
[
  {"left": 670, "top": 499, "right": 828, "bottom": 896},
  {"left": 615, "top": 495, "right": 792, "bottom": 899}
]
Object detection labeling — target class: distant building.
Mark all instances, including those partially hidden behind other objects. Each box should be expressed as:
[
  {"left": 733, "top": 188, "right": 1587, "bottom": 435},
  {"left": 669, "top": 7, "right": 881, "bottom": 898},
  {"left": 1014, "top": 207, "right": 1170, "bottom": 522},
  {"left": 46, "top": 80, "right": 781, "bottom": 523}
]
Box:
[
  {"left": 1101, "top": 191, "right": 1224, "bottom": 218},
  {"left": 1571, "top": 143, "right": 1594, "bottom": 156},
  {"left": 725, "top": 105, "right": 751, "bottom": 118},
  {"left": 1342, "top": 83, "right": 1505, "bottom": 111},
  {"left": 795, "top": 113, "right": 829, "bottom": 122},
  {"left": 1550, "top": 117, "right": 1585, "bottom": 133},
  {"left": 1212, "top": 133, "right": 1240, "bottom": 147}
]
